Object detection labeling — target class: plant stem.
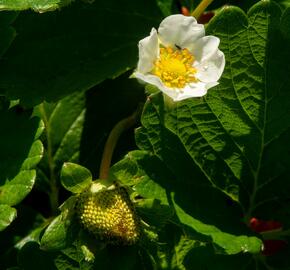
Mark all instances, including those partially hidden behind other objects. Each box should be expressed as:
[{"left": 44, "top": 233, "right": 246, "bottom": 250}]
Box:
[
  {"left": 191, "top": 0, "right": 214, "bottom": 19},
  {"left": 99, "top": 105, "right": 143, "bottom": 180},
  {"left": 262, "top": 228, "right": 290, "bottom": 240},
  {"left": 39, "top": 103, "right": 59, "bottom": 216}
]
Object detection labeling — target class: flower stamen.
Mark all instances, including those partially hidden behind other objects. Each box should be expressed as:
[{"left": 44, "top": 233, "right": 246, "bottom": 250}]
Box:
[{"left": 152, "top": 46, "right": 197, "bottom": 88}]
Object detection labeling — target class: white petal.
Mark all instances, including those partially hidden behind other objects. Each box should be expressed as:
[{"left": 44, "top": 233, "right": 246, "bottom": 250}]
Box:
[
  {"left": 133, "top": 72, "right": 183, "bottom": 101},
  {"left": 205, "top": 81, "right": 219, "bottom": 90},
  {"left": 134, "top": 72, "right": 165, "bottom": 89},
  {"left": 137, "top": 28, "right": 159, "bottom": 74},
  {"left": 133, "top": 72, "right": 211, "bottom": 101},
  {"left": 158, "top": 14, "right": 204, "bottom": 51},
  {"left": 174, "top": 82, "right": 208, "bottom": 101},
  {"left": 158, "top": 85, "right": 180, "bottom": 101},
  {"left": 195, "top": 49, "right": 225, "bottom": 83},
  {"left": 192, "top": 36, "right": 220, "bottom": 62}
]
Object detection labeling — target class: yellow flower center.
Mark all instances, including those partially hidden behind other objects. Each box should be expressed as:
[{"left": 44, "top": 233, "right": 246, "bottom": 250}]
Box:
[{"left": 152, "top": 46, "right": 197, "bottom": 88}]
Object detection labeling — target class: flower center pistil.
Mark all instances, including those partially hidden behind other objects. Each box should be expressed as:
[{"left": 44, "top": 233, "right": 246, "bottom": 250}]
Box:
[{"left": 152, "top": 47, "right": 197, "bottom": 88}]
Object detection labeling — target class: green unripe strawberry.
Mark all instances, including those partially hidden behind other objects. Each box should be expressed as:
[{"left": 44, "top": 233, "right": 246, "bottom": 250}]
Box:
[{"left": 77, "top": 183, "right": 140, "bottom": 245}]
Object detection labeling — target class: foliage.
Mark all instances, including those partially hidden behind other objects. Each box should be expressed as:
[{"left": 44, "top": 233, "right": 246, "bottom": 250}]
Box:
[
  {"left": 0, "top": 0, "right": 290, "bottom": 269},
  {"left": 0, "top": 0, "right": 74, "bottom": 12}
]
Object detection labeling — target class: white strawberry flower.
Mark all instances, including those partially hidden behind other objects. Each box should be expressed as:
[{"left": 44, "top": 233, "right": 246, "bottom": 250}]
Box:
[{"left": 134, "top": 14, "right": 225, "bottom": 101}]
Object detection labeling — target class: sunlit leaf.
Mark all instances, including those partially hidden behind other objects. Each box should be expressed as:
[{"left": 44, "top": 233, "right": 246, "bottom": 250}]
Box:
[
  {"left": 0, "top": 204, "right": 16, "bottom": 231},
  {"left": 0, "top": 108, "right": 43, "bottom": 230},
  {"left": 0, "top": 0, "right": 74, "bottom": 12},
  {"left": 0, "top": 0, "right": 161, "bottom": 106},
  {"left": 60, "top": 163, "right": 92, "bottom": 193}
]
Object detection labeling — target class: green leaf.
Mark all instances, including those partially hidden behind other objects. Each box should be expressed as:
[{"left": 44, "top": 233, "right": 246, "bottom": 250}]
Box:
[
  {"left": 43, "top": 232, "right": 153, "bottom": 270},
  {"left": 61, "top": 163, "right": 92, "bottom": 193},
  {"left": 0, "top": 0, "right": 74, "bottom": 12},
  {"left": 281, "top": 8, "right": 290, "bottom": 40},
  {"left": 0, "top": 170, "right": 36, "bottom": 206},
  {"left": 143, "top": 223, "right": 205, "bottom": 270},
  {"left": 0, "top": 107, "right": 43, "bottom": 230},
  {"left": 111, "top": 150, "right": 262, "bottom": 254},
  {"left": 0, "top": 12, "right": 17, "bottom": 57},
  {"left": 173, "top": 199, "right": 262, "bottom": 255},
  {"left": 53, "top": 243, "right": 153, "bottom": 270},
  {"left": 205, "top": 1, "right": 290, "bottom": 219},
  {"left": 134, "top": 0, "right": 290, "bottom": 224},
  {"left": 274, "top": 0, "right": 290, "bottom": 9},
  {"left": 54, "top": 255, "right": 81, "bottom": 270},
  {"left": 156, "top": 0, "right": 173, "bottom": 16},
  {"left": 111, "top": 149, "right": 261, "bottom": 255},
  {"left": 184, "top": 245, "right": 255, "bottom": 270},
  {"left": 136, "top": 198, "right": 174, "bottom": 228},
  {"left": 0, "top": 109, "right": 43, "bottom": 182},
  {"left": 19, "top": 242, "right": 57, "bottom": 270},
  {"left": 40, "top": 213, "right": 78, "bottom": 251},
  {"left": 35, "top": 91, "right": 86, "bottom": 169},
  {"left": 41, "top": 196, "right": 79, "bottom": 251},
  {"left": 36, "top": 71, "right": 144, "bottom": 200},
  {"left": 21, "top": 140, "right": 44, "bottom": 170},
  {"left": 0, "top": 205, "right": 47, "bottom": 268},
  {"left": 0, "top": 0, "right": 161, "bottom": 106},
  {"left": 170, "top": 235, "right": 197, "bottom": 270},
  {"left": 110, "top": 150, "right": 170, "bottom": 205},
  {"left": 110, "top": 0, "right": 290, "bottom": 257},
  {"left": 15, "top": 221, "right": 49, "bottom": 250},
  {"left": 35, "top": 91, "right": 86, "bottom": 194},
  {"left": 0, "top": 204, "right": 16, "bottom": 231}
]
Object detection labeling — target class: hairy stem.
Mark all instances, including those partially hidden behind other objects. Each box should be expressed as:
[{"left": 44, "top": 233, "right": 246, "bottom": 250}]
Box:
[
  {"left": 191, "top": 0, "right": 214, "bottom": 19},
  {"left": 39, "top": 103, "right": 59, "bottom": 216},
  {"left": 99, "top": 105, "right": 143, "bottom": 180}
]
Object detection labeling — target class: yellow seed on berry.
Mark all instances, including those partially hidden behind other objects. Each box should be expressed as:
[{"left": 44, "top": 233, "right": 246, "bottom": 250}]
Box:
[{"left": 77, "top": 185, "right": 140, "bottom": 245}]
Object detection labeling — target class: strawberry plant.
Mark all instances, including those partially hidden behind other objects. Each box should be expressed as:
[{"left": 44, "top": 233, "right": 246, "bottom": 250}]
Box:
[{"left": 0, "top": 0, "right": 290, "bottom": 269}]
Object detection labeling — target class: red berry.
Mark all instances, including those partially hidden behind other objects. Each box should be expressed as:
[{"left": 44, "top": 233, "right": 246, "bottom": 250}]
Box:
[
  {"left": 262, "top": 240, "right": 287, "bottom": 256},
  {"left": 198, "top": 11, "right": 214, "bottom": 24},
  {"left": 250, "top": 217, "right": 282, "bottom": 233},
  {"left": 249, "top": 217, "right": 286, "bottom": 256}
]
